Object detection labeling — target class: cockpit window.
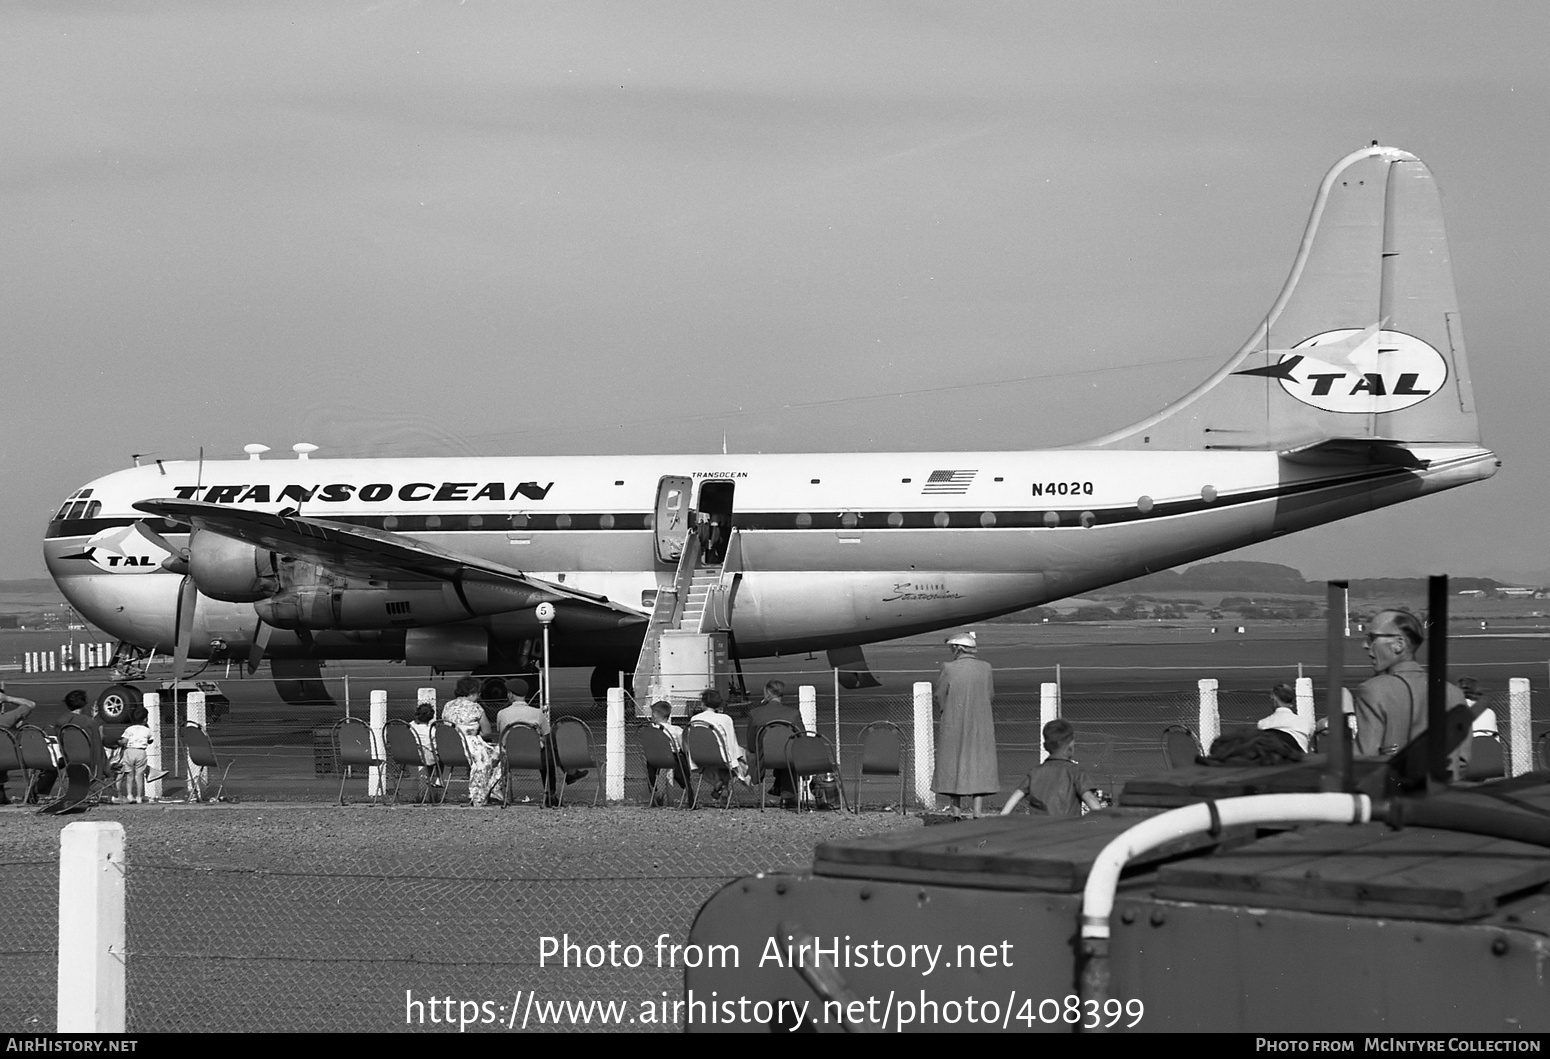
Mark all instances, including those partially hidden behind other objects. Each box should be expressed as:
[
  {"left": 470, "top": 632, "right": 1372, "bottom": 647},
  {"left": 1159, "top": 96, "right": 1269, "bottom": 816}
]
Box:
[{"left": 55, "top": 499, "right": 101, "bottom": 521}]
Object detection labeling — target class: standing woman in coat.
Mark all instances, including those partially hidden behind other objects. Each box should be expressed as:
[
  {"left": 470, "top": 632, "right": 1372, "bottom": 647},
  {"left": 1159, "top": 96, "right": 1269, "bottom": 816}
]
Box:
[{"left": 933, "top": 630, "right": 1000, "bottom": 817}]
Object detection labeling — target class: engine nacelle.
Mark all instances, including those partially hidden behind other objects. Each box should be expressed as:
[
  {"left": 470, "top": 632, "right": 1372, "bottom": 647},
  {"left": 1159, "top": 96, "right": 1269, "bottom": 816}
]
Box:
[
  {"left": 253, "top": 578, "right": 551, "bottom": 631},
  {"left": 188, "top": 531, "right": 280, "bottom": 603},
  {"left": 405, "top": 626, "right": 489, "bottom": 668}
]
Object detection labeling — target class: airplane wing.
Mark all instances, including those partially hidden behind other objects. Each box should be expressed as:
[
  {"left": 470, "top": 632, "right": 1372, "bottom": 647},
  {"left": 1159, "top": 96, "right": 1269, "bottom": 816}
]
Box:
[{"left": 133, "top": 498, "right": 647, "bottom": 620}]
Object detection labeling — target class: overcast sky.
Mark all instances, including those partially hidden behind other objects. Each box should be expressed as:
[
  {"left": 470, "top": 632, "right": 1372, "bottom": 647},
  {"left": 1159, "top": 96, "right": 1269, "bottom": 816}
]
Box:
[{"left": 3, "top": 1, "right": 1546, "bottom": 582}]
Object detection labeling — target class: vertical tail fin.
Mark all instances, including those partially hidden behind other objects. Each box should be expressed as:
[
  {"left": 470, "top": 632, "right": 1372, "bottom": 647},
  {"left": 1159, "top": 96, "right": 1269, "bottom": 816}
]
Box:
[{"left": 1086, "top": 145, "right": 1480, "bottom": 451}]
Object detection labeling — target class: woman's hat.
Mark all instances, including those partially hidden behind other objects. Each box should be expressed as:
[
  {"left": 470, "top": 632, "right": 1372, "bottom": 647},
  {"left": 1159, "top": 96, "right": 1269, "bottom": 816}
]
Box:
[{"left": 945, "top": 630, "right": 977, "bottom": 648}]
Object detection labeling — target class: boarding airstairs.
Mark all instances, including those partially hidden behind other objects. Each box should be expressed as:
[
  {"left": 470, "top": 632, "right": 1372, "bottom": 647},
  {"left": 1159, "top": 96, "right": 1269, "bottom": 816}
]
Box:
[{"left": 632, "top": 528, "right": 739, "bottom": 717}]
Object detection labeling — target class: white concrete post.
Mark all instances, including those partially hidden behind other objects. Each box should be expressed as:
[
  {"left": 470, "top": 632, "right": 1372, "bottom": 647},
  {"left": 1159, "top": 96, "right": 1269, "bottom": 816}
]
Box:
[
  {"left": 605, "top": 687, "right": 625, "bottom": 803},
  {"left": 24, "top": 652, "right": 32, "bottom": 673},
  {"left": 912, "top": 681, "right": 934, "bottom": 809},
  {"left": 369, "top": 690, "right": 388, "bottom": 798},
  {"left": 144, "top": 693, "right": 163, "bottom": 801},
  {"left": 1508, "top": 677, "right": 1532, "bottom": 777},
  {"left": 798, "top": 685, "right": 817, "bottom": 736},
  {"left": 57, "top": 822, "right": 125, "bottom": 1033},
  {"left": 417, "top": 686, "right": 437, "bottom": 718},
  {"left": 1197, "top": 678, "right": 1220, "bottom": 753},
  {"left": 1039, "top": 682, "right": 1060, "bottom": 763},
  {"left": 78, "top": 644, "right": 88, "bottom": 670},
  {"left": 1295, "top": 677, "right": 1315, "bottom": 728},
  {"left": 186, "top": 691, "right": 207, "bottom": 800}
]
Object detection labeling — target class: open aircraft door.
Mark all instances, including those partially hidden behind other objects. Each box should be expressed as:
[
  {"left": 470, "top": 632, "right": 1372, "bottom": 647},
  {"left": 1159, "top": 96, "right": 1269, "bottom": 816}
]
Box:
[{"left": 653, "top": 475, "right": 694, "bottom": 565}]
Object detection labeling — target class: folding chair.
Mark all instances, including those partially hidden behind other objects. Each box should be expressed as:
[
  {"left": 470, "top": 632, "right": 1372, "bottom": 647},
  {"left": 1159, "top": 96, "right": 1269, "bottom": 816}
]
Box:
[
  {"left": 639, "top": 723, "right": 691, "bottom": 809},
  {"left": 852, "top": 720, "right": 906, "bottom": 814},
  {"left": 182, "top": 723, "right": 234, "bottom": 803},
  {"left": 57, "top": 722, "right": 117, "bottom": 808},
  {"left": 788, "top": 733, "right": 847, "bottom": 812},
  {"left": 756, "top": 720, "right": 799, "bottom": 811},
  {"left": 501, "top": 723, "right": 549, "bottom": 805},
  {"left": 1162, "top": 724, "right": 1201, "bottom": 769},
  {"left": 1464, "top": 731, "right": 1507, "bottom": 782},
  {"left": 0, "top": 728, "right": 23, "bottom": 804},
  {"left": 687, "top": 724, "right": 748, "bottom": 809},
  {"left": 384, "top": 719, "right": 431, "bottom": 804},
  {"left": 431, "top": 721, "right": 469, "bottom": 804},
  {"left": 334, "top": 717, "right": 383, "bottom": 805},
  {"left": 17, "top": 724, "right": 60, "bottom": 805},
  {"left": 549, "top": 718, "right": 599, "bottom": 807}
]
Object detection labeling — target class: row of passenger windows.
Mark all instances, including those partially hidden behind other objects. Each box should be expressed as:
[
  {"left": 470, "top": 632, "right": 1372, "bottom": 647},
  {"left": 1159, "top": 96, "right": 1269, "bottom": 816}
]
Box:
[{"left": 49, "top": 506, "right": 1103, "bottom": 530}]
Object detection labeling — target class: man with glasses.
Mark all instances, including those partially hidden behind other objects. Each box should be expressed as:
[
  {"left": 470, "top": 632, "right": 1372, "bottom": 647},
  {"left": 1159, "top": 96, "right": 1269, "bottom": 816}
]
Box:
[{"left": 1352, "top": 609, "right": 1466, "bottom": 768}]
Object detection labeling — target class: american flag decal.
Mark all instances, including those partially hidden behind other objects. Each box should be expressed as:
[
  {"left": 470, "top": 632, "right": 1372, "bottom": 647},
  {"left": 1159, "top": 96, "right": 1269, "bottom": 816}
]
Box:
[{"left": 922, "top": 469, "right": 977, "bottom": 494}]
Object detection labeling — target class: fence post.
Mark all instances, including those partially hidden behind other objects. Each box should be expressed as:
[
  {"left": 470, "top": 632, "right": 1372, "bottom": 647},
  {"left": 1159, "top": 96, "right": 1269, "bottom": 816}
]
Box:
[
  {"left": 57, "top": 821, "right": 126, "bottom": 1033},
  {"left": 1294, "top": 676, "right": 1315, "bottom": 729},
  {"left": 1039, "top": 683, "right": 1060, "bottom": 763},
  {"left": 605, "top": 687, "right": 625, "bottom": 803},
  {"left": 1197, "top": 678, "right": 1220, "bottom": 753},
  {"left": 832, "top": 668, "right": 842, "bottom": 773},
  {"left": 798, "top": 685, "right": 817, "bottom": 736},
  {"left": 369, "top": 690, "right": 388, "bottom": 798},
  {"left": 144, "top": 693, "right": 162, "bottom": 801},
  {"left": 1508, "top": 677, "right": 1532, "bottom": 776},
  {"left": 912, "top": 681, "right": 934, "bottom": 809},
  {"left": 186, "top": 692, "right": 207, "bottom": 800}
]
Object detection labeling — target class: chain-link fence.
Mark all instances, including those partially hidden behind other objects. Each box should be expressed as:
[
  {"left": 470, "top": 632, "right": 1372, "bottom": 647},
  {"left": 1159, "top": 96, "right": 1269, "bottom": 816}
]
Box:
[
  {"left": 3, "top": 659, "right": 1546, "bottom": 806},
  {"left": 1, "top": 811, "right": 917, "bottom": 1033}
]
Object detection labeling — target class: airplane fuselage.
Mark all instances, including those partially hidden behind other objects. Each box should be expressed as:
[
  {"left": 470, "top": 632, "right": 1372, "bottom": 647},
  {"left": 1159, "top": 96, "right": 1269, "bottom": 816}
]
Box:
[{"left": 45, "top": 445, "right": 1497, "bottom": 668}]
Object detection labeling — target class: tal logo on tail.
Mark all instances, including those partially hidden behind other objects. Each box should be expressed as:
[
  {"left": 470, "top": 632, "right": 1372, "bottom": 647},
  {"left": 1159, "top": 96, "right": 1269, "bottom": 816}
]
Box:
[{"left": 1233, "top": 326, "right": 1448, "bottom": 414}]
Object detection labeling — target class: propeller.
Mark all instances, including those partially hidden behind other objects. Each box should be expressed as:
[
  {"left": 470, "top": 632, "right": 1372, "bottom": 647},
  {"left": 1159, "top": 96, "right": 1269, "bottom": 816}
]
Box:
[
  {"left": 170, "top": 574, "right": 198, "bottom": 684},
  {"left": 132, "top": 519, "right": 191, "bottom": 575},
  {"left": 246, "top": 618, "right": 273, "bottom": 675}
]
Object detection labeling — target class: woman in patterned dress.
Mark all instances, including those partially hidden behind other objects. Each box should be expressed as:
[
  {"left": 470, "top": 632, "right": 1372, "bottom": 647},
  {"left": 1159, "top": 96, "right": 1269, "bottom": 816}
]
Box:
[{"left": 441, "top": 675, "right": 504, "bottom": 806}]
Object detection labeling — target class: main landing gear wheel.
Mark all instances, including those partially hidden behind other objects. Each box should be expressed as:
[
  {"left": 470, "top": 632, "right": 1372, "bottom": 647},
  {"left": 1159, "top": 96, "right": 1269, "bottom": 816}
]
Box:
[
  {"left": 590, "top": 666, "right": 632, "bottom": 709},
  {"left": 95, "top": 683, "right": 143, "bottom": 723}
]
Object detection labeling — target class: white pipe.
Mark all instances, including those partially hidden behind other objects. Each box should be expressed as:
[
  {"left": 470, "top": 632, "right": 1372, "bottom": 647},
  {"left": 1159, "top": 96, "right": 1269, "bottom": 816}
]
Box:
[{"left": 1080, "top": 793, "right": 1372, "bottom": 941}]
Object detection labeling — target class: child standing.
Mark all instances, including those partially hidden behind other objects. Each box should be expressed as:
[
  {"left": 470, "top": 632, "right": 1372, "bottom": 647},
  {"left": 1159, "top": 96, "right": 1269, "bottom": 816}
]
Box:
[
  {"left": 118, "top": 706, "right": 155, "bottom": 804},
  {"left": 1001, "top": 718, "right": 1103, "bottom": 816}
]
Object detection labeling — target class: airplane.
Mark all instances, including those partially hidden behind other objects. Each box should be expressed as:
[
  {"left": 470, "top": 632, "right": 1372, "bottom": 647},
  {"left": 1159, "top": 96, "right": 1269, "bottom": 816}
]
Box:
[{"left": 43, "top": 144, "right": 1499, "bottom": 721}]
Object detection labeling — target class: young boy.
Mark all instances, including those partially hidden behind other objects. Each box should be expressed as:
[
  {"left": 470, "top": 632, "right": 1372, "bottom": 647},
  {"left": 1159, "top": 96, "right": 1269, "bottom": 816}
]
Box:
[
  {"left": 1001, "top": 718, "right": 1103, "bottom": 816},
  {"left": 647, "top": 700, "right": 696, "bottom": 806},
  {"left": 117, "top": 706, "right": 155, "bottom": 804}
]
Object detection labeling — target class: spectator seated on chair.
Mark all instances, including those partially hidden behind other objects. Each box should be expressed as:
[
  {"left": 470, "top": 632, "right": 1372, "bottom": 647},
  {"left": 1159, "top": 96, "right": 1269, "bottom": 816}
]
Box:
[
  {"left": 1256, "top": 682, "right": 1313, "bottom": 753},
  {"left": 408, "top": 702, "right": 442, "bottom": 797},
  {"left": 497, "top": 690, "right": 556, "bottom": 804},
  {"left": 746, "top": 679, "right": 804, "bottom": 805},
  {"left": 646, "top": 700, "right": 695, "bottom": 807},
  {"left": 442, "top": 676, "right": 503, "bottom": 807},
  {"left": 0, "top": 685, "right": 37, "bottom": 805},
  {"left": 688, "top": 689, "right": 747, "bottom": 796},
  {"left": 25, "top": 690, "right": 100, "bottom": 799}
]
